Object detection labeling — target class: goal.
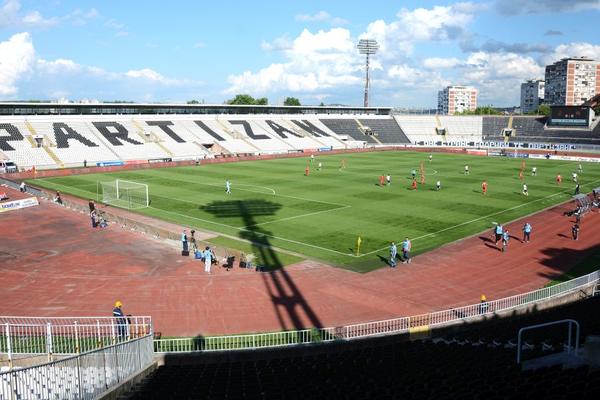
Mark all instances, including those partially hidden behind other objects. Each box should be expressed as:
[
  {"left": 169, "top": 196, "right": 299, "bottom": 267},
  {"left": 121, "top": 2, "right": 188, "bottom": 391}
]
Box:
[{"left": 99, "top": 179, "right": 149, "bottom": 209}]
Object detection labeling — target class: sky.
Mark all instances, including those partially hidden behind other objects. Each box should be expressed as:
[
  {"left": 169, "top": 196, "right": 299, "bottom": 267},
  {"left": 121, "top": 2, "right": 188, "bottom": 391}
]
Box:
[{"left": 0, "top": 0, "right": 598, "bottom": 107}]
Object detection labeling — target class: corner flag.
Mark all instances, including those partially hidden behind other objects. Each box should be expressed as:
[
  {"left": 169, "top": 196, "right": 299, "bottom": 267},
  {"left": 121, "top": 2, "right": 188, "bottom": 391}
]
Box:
[{"left": 356, "top": 236, "right": 362, "bottom": 256}]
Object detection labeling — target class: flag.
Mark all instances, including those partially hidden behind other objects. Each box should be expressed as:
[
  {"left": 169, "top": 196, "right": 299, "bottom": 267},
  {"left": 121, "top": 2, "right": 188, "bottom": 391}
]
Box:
[{"left": 356, "top": 236, "right": 362, "bottom": 256}]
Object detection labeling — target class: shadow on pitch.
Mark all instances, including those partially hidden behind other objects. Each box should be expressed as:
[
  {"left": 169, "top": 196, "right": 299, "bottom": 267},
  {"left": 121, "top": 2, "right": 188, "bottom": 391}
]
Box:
[{"left": 201, "top": 198, "right": 323, "bottom": 331}]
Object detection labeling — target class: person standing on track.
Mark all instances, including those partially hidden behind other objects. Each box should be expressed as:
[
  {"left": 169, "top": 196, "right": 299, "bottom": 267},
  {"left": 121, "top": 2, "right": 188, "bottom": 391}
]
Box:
[
  {"left": 402, "top": 237, "right": 412, "bottom": 264},
  {"left": 389, "top": 242, "right": 397, "bottom": 268},
  {"left": 502, "top": 229, "right": 510, "bottom": 252},
  {"left": 204, "top": 246, "right": 213, "bottom": 273},
  {"left": 572, "top": 223, "right": 580, "bottom": 241},
  {"left": 522, "top": 222, "right": 532, "bottom": 243},
  {"left": 494, "top": 224, "right": 503, "bottom": 246}
]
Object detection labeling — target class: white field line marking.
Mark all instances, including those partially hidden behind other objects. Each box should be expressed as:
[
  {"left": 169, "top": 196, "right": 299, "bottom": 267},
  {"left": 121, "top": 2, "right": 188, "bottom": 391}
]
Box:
[
  {"left": 244, "top": 205, "right": 352, "bottom": 228},
  {"left": 233, "top": 183, "right": 276, "bottom": 195},
  {"left": 148, "top": 205, "right": 353, "bottom": 257},
  {"left": 140, "top": 173, "right": 348, "bottom": 208},
  {"left": 355, "top": 176, "right": 600, "bottom": 258}
]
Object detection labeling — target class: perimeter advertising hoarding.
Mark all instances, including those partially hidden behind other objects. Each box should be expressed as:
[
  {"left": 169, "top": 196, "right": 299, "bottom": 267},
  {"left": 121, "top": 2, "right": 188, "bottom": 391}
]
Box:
[
  {"left": 549, "top": 106, "right": 590, "bottom": 127},
  {"left": 0, "top": 197, "right": 39, "bottom": 213}
]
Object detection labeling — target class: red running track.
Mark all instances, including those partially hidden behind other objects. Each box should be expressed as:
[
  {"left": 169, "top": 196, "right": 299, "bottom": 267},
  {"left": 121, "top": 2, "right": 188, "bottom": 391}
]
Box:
[{"left": 1, "top": 186, "right": 599, "bottom": 337}]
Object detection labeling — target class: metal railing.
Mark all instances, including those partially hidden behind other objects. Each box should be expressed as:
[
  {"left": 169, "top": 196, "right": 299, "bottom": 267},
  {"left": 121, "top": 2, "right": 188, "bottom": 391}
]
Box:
[
  {"left": 0, "top": 334, "right": 154, "bottom": 400},
  {"left": 0, "top": 316, "right": 152, "bottom": 366},
  {"left": 154, "top": 269, "right": 599, "bottom": 352},
  {"left": 517, "top": 319, "right": 580, "bottom": 364}
]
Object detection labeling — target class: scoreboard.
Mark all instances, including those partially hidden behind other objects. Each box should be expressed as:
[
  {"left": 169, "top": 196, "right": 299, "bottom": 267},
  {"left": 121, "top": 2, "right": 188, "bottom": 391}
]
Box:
[{"left": 549, "top": 106, "right": 591, "bottom": 127}]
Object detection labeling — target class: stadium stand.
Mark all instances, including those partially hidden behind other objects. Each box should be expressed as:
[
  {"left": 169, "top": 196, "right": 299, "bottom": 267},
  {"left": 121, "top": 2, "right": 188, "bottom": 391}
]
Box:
[
  {"left": 0, "top": 115, "right": 370, "bottom": 169},
  {"left": 481, "top": 116, "right": 510, "bottom": 141},
  {"left": 125, "top": 297, "right": 600, "bottom": 400},
  {"left": 438, "top": 116, "right": 483, "bottom": 141},
  {"left": 358, "top": 118, "right": 411, "bottom": 144},
  {"left": 319, "top": 118, "right": 378, "bottom": 143},
  {"left": 393, "top": 115, "right": 442, "bottom": 143}
]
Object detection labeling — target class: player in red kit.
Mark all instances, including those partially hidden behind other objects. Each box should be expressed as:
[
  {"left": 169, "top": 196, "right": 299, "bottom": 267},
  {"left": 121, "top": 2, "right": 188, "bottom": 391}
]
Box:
[
  {"left": 556, "top": 174, "right": 562, "bottom": 185},
  {"left": 379, "top": 174, "right": 386, "bottom": 187},
  {"left": 411, "top": 179, "right": 418, "bottom": 190},
  {"left": 482, "top": 181, "right": 488, "bottom": 195}
]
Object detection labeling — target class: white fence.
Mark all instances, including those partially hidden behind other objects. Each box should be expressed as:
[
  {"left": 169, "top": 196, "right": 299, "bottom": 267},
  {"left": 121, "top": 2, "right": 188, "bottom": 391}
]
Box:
[
  {"left": 0, "top": 316, "right": 152, "bottom": 365},
  {"left": 154, "top": 269, "right": 600, "bottom": 352},
  {"left": 0, "top": 335, "right": 154, "bottom": 400}
]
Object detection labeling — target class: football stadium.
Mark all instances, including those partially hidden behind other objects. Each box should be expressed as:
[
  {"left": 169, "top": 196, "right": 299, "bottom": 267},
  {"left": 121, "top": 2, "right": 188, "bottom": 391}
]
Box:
[{"left": 2, "top": 2, "right": 600, "bottom": 399}]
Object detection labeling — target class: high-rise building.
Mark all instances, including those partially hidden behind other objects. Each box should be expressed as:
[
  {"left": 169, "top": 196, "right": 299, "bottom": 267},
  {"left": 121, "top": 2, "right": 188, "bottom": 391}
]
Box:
[
  {"left": 437, "top": 86, "right": 478, "bottom": 115},
  {"left": 520, "top": 80, "right": 545, "bottom": 114},
  {"left": 544, "top": 57, "right": 600, "bottom": 106}
]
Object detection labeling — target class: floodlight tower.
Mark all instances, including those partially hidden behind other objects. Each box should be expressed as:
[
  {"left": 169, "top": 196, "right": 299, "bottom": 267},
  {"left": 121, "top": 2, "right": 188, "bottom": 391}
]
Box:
[{"left": 357, "top": 39, "right": 379, "bottom": 107}]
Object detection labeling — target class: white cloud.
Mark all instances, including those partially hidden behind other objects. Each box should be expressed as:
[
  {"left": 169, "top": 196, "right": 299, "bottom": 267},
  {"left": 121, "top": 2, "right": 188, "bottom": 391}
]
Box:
[
  {"left": 37, "top": 58, "right": 81, "bottom": 74},
  {"left": 363, "top": 2, "right": 483, "bottom": 58},
  {"left": 261, "top": 35, "right": 292, "bottom": 52},
  {"left": 0, "top": 32, "right": 35, "bottom": 95},
  {"left": 423, "top": 57, "right": 462, "bottom": 69},
  {"left": 0, "top": 0, "right": 98, "bottom": 28},
  {"left": 549, "top": 42, "right": 600, "bottom": 63},
  {"left": 0, "top": 31, "right": 202, "bottom": 100},
  {"left": 227, "top": 28, "right": 361, "bottom": 95},
  {"left": 295, "top": 11, "right": 348, "bottom": 25},
  {"left": 194, "top": 41, "right": 206, "bottom": 48}
]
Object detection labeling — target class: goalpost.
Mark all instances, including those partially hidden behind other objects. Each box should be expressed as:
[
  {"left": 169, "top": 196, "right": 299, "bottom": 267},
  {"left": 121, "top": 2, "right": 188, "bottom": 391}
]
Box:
[{"left": 98, "top": 179, "right": 149, "bottom": 209}]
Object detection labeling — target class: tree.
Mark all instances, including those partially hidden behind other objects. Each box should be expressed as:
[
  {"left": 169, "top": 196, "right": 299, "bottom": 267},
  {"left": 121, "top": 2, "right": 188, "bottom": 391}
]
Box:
[
  {"left": 226, "top": 94, "right": 268, "bottom": 105},
  {"left": 457, "top": 106, "right": 500, "bottom": 115},
  {"left": 593, "top": 105, "right": 600, "bottom": 115},
  {"left": 284, "top": 97, "right": 301, "bottom": 106},
  {"left": 536, "top": 104, "right": 551, "bottom": 116},
  {"left": 187, "top": 100, "right": 200, "bottom": 104}
]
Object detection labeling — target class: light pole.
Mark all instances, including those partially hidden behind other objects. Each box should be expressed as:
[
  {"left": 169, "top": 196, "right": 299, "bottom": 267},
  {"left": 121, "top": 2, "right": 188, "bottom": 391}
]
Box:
[{"left": 357, "top": 39, "right": 379, "bottom": 108}]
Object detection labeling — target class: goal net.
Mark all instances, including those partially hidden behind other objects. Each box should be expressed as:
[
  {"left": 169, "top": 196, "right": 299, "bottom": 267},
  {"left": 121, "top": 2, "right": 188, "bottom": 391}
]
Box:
[{"left": 99, "top": 179, "right": 149, "bottom": 209}]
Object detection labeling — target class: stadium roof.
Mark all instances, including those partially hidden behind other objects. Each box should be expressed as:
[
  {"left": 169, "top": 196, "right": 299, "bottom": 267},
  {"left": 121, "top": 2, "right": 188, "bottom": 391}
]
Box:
[{"left": 0, "top": 102, "right": 392, "bottom": 116}]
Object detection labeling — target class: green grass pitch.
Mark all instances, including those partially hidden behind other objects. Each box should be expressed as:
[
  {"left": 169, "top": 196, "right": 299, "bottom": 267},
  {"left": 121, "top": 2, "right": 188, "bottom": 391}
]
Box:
[{"left": 28, "top": 151, "right": 600, "bottom": 272}]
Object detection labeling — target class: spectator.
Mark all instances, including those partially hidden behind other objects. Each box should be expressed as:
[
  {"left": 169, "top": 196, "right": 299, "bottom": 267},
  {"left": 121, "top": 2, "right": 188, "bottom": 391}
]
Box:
[
  {"left": 204, "top": 246, "right": 213, "bottom": 274},
  {"left": 90, "top": 210, "right": 98, "bottom": 228},
  {"left": 502, "top": 229, "right": 509, "bottom": 252},
  {"left": 402, "top": 237, "right": 412, "bottom": 264},
  {"left": 479, "top": 295, "right": 489, "bottom": 314},
  {"left": 522, "top": 223, "right": 532, "bottom": 243},
  {"left": 19, "top": 182, "right": 26, "bottom": 192},
  {"left": 190, "top": 229, "right": 197, "bottom": 252},
  {"left": 83, "top": 159, "right": 87, "bottom": 168},
  {"left": 572, "top": 224, "right": 580, "bottom": 241},
  {"left": 181, "top": 230, "right": 188, "bottom": 254},
  {"left": 112, "top": 300, "right": 127, "bottom": 340},
  {"left": 54, "top": 191, "right": 63, "bottom": 205},
  {"left": 88, "top": 200, "right": 96, "bottom": 213},
  {"left": 389, "top": 242, "right": 397, "bottom": 268}
]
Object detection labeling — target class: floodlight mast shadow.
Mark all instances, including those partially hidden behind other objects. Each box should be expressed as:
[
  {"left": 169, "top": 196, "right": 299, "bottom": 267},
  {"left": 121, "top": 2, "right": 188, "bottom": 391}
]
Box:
[{"left": 357, "top": 39, "right": 379, "bottom": 108}]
